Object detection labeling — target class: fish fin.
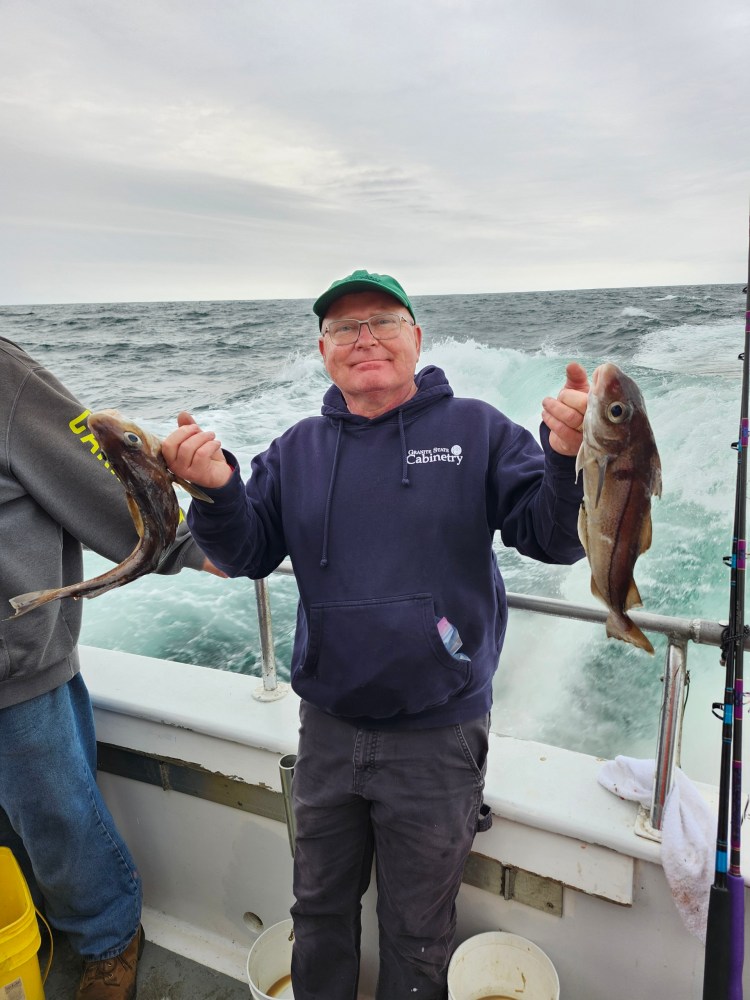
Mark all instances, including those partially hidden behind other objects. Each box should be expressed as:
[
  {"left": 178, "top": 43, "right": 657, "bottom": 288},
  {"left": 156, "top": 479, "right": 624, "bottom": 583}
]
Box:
[
  {"left": 575, "top": 442, "right": 585, "bottom": 482},
  {"left": 638, "top": 512, "right": 653, "bottom": 556},
  {"left": 624, "top": 578, "right": 643, "bottom": 611},
  {"left": 594, "top": 455, "right": 612, "bottom": 507},
  {"left": 170, "top": 473, "right": 214, "bottom": 503},
  {"left": 6, "top": 589, "right": 57, "bottom": 619},
  {"left": 577, "top": 503, "right": 589, "bottom": 553},
  {"left": 6, "top": 580, "right": 122, "bottom": 620},
  {"left": 606, "top": 611, "right": 654, "bottom": 654},
  {"left": 589, "top": 575, "right": 607, "bottom": 606}
]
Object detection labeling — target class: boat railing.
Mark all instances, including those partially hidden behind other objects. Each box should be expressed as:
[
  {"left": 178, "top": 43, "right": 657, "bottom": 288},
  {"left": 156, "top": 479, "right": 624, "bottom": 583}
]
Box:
[{"left": 253, "top": 560, "right": 733, "bottom": 837}]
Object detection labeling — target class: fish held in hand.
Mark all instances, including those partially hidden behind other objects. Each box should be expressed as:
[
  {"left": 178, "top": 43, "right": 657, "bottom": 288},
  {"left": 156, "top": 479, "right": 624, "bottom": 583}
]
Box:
[
  {"left": 8, "top": 410, "right": 212, "bottom": 619},
  {"left": 576, "top": 363, "right": 662, "bottom": 653}
]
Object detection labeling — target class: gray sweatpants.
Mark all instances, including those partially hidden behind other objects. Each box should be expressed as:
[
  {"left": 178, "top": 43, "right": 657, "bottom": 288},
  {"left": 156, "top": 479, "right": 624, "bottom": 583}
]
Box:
[{"left": 290, "top": 702, "right": 490, "bottom": 1000}]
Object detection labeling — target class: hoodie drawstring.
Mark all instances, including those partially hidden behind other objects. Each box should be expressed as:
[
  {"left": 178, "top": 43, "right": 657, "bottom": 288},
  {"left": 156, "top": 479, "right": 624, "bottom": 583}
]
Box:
[
  {"left": 398, "top": 409, "right": 410, "bottom": 487},
  {"left": 320, "top": 421, "right": 343, "bottom": 568}
]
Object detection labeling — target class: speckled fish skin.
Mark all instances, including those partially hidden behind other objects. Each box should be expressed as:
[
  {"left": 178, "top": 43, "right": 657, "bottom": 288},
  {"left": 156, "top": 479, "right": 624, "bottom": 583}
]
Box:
[
  {"left": 575, "top": 363, "right": 662, "bottom": 653},
  {"left": 8, "top": 410, "right": 208, "bottom": 618}
]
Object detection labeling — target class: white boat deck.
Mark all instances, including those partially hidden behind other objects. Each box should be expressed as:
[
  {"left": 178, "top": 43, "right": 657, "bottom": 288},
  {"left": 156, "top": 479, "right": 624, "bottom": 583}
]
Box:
[{"left": 76, "top": 644, "right": 750, "bottom": 998}]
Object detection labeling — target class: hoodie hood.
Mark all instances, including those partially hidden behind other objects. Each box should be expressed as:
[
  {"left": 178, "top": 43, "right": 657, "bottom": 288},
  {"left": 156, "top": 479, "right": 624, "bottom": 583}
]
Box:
[{"left": 320, "top": 365, "right": 454, "bottom": 424}]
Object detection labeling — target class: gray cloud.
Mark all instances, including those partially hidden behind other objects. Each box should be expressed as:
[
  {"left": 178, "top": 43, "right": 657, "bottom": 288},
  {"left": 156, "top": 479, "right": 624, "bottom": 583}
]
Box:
[{"left": 1, "top": 0, "right": 748, "bottom": 303}]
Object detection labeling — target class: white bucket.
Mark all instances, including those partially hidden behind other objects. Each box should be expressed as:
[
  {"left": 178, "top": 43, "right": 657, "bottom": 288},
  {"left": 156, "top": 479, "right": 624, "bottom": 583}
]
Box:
[
  {"left": 246, "top": 918, "right": 295, "bottom": 999},
  {"left": 447, "top": 931, "right": 559, "bottom": 1000}
]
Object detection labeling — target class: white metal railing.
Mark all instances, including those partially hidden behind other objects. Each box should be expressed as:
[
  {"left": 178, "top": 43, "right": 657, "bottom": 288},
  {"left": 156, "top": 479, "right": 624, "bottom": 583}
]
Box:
[{"left": 254, "top": 561, "right": 735, "bottom": 834}]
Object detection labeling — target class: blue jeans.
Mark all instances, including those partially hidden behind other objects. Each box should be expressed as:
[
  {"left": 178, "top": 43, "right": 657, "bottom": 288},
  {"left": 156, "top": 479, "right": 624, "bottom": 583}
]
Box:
[
  {"left": 0, "top": 673, "right": 142, "bottom": 960},
  {"left": 291, "top": 703, "right": 490, "bottom": 1000}
]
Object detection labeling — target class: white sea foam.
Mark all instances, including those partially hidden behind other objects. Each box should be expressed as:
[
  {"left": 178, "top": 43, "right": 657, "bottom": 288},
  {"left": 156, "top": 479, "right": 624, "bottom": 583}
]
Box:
[
  {"left": 633, "top": 320, "right": 743, "bottom": 375},
  {"left": 621, "top": 306, "right": 658, "bottom": 319}
]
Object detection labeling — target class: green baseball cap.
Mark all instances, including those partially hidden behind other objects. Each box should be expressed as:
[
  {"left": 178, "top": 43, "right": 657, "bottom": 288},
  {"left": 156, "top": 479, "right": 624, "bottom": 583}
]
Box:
[{"left": 313, "top": 269, "right": 415, "bottom": 329}]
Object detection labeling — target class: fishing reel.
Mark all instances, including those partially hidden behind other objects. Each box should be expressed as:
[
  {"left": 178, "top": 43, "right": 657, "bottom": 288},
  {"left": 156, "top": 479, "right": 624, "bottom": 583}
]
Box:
[{"left": 716, "top": 622, "right": 750, "bottom": 668}]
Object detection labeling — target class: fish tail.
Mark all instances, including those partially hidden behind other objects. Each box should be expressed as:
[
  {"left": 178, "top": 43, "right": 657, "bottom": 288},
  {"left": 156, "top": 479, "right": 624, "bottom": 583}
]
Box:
[
  {"left": 7, "top": 574, "right": 133, "bottom": 619},
  {"left": 7, "top": 589, "right": 59, "bottom": 619},
  {"left": 606, "top": 612, "right": 654, "bottom": 655}
]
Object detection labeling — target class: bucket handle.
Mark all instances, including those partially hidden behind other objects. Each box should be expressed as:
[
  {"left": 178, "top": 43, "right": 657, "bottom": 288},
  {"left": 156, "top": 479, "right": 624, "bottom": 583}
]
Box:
[{"left": 35, "top": 907, "right": 53, "bottom": 984}]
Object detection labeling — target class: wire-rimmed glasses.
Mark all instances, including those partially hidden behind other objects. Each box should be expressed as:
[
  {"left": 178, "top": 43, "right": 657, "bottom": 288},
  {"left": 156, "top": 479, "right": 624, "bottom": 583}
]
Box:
[{"left": 322, "top": 312, "right": 415, "bottom": 346}]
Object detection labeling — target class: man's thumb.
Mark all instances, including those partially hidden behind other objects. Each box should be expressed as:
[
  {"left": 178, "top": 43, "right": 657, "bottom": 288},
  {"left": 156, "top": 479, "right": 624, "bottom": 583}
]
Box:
[{"left": 564, "top": 362, "right": 589, "bottom": 392}]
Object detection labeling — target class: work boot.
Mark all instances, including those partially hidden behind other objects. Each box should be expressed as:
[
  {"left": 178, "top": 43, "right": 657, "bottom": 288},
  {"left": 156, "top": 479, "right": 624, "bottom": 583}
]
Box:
[{"left": 75, "top": 925, "right": 145, "bottom": 1000}]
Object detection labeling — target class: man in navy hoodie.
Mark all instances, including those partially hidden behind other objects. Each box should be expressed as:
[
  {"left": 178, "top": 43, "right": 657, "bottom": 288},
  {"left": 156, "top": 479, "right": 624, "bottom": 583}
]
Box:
[{"left": 163, "top": 269, "right": 588, "bottom": 1000}]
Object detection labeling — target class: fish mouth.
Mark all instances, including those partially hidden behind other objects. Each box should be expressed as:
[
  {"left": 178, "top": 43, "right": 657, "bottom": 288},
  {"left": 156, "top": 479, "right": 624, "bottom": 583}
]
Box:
[
  {"left": 591, "top": 362, "right": 618, "bottom": 393},
  {"left": 590, "top": 362, "right": 627, "bottom": 406}
]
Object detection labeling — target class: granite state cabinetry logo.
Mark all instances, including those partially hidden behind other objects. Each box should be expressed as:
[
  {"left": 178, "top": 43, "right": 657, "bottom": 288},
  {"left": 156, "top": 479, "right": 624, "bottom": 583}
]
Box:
[{"left": 406, "top": 444, "right": 464, "bottom": 467}]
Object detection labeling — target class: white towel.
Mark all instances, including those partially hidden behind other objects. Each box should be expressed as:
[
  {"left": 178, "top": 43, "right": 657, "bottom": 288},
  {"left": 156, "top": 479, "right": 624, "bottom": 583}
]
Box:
[{"left": 598, "top": 755, "right": 715, "bottom": 941}]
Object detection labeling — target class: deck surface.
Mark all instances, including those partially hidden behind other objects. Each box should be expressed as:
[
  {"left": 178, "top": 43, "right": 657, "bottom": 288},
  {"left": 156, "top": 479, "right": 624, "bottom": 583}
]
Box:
[{"left": 41, "top": 929, "right": 251, "bottom": 1000}]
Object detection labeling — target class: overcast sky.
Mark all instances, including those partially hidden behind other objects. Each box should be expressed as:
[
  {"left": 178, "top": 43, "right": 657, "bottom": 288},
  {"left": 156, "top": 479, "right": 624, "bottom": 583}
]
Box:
[{"left": 1, "top": 0, "right": 748, "bottom": 304}]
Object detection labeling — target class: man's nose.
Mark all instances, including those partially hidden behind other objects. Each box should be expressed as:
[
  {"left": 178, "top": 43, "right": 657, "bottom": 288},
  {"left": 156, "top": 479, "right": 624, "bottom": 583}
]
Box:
[{"left": 355, "top": 321, "right": 379, "bottom": 344}]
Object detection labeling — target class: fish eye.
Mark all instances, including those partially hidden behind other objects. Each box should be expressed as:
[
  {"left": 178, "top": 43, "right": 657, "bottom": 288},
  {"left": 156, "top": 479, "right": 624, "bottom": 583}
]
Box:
[
  {"left": 606, "top": 401, "right": 632, "bottom": 424},
  {"left": 124, "top": 432, "right": 143, "bottom": 447}
]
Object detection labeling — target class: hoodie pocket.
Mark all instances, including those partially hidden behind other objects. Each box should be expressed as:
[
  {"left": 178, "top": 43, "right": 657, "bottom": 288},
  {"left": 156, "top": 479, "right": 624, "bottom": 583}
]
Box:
[{"left": 294, "top": 593, "right": 471, "bottom": 719}]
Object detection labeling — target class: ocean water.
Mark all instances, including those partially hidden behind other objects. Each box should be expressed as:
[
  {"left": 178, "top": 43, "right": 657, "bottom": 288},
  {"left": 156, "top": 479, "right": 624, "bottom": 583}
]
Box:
[{"left": 2, "top": 283, "right": 746, "bottom": 786}]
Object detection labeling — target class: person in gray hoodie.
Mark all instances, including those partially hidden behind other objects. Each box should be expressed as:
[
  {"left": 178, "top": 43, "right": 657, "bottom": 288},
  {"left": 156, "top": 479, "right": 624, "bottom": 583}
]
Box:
[{"left": 0, "top": 336, "right": 220, "bottom": 1000}]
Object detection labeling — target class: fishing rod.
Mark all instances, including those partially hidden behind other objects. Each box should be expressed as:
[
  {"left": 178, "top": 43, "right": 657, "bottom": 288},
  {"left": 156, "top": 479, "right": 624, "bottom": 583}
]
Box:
[{"left": 703, "top": 222, "right": 750, "bottom": 1000}]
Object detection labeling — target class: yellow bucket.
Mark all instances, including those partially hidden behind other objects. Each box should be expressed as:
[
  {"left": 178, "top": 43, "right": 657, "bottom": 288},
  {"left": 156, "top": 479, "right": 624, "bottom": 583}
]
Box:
[{"left": 0, "top": 847, "right": 45, "bottom": 1000}]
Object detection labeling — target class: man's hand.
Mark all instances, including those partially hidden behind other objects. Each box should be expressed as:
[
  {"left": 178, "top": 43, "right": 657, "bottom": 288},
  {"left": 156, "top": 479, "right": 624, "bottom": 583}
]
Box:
[
  {"left": 162, "top": 412, "right": 233, "bottom": 490},
  {"left": 541, "top": 362, "right": 590, "bottom": 456}
]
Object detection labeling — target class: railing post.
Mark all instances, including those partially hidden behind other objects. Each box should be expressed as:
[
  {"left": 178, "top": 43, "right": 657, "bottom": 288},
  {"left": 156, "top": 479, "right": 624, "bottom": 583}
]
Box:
[
  {"left": 279, "top": 754, "right": 297, "bottom": 856},
  {"left": 649, "top": 637, "right": 688, "bottom": 831},
  {"left": 252, "top": 578, "right": 289, "bottom": 701}
]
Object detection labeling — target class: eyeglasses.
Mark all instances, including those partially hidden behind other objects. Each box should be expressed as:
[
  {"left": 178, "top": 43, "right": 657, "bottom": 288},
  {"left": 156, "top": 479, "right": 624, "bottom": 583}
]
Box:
[{"left": 322, "top": 312, "right": 415, "bottom": 346}]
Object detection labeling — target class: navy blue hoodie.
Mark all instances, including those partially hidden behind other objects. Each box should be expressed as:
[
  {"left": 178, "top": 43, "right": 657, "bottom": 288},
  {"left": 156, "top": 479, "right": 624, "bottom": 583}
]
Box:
[{"left": 188, "top": 366, "right": 584, "bottom": 729}]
